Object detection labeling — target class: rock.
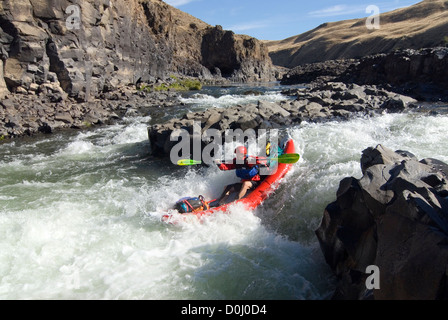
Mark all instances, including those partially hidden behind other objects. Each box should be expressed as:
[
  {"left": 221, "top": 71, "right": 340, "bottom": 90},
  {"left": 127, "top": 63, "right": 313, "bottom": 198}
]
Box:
[
  {"left": 301, "top": 102, "right": 323, "bottom": 114},
  {"left": 0, "top": 0, "right": 274, "bottom": 104},
  {"left": 280, "top": 47, "right": 448, "bottom": 102},
  {"left": 0, "top": 59, "right": 10, "bottom": 99},
  {"left": 238, "top": 114, "right": 263, "bottom": 131},
  {"left": 342, "top": 47, "right": 448, "bottom": 102},
  {"left": 316, "top": 144, "right": 448, "bottom": 300},
  {"left": 38, "top": 123, "right": 52, "bottom": 134},
  {"left": 146, "top": 81, "right": 422, "bottom": 157},
  {"left": 16, "top": 86, "right": 28, "bottom": 94},
  {"left": 201, "top": 26, "right": 274, "bottom": 82},
  {"left": 29, "top": 83, "right": 39, "bottom": 92},
  {"left": 202, "top": 112, "right": 222, "bottom": 131},
  {"left": 54, "top": 112, "right": 74, "bottom": 124},
  {"left": 257, "top": 100, "right": 291, "bottom": 119},
  {"left": 280, "top": 59, "right": 357, "bottom": 85},
  {"left": 360, "top": 144, "right": 410, "bottom": 174}
]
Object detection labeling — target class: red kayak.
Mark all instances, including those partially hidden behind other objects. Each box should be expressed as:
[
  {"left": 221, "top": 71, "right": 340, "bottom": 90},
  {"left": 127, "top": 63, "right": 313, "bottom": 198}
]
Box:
[{"left": 162, "top": 139, "right": 296, "bottom": 223}]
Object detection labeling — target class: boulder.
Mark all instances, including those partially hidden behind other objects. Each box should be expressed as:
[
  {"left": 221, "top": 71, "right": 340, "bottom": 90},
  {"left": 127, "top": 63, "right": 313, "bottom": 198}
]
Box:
[
  {"left": 257, "top": 100, "right": 291, "bottom": 119},
  {"left": 316, "top": 144, "right": 448, "bottom": 299},
  {"left": 146, "top": 84, "right": 420, "bottom": 157}
]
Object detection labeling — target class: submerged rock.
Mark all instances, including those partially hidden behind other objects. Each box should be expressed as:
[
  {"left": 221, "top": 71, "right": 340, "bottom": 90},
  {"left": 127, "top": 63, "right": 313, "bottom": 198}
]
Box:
[{"left": 316, "top": 144, "right": 448, "bottom": 300}]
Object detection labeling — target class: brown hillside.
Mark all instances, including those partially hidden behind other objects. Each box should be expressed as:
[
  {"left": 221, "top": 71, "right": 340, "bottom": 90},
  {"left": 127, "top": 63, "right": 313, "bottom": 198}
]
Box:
[{"left": 266, "top": 0, "right": 448, "bottom": 68}]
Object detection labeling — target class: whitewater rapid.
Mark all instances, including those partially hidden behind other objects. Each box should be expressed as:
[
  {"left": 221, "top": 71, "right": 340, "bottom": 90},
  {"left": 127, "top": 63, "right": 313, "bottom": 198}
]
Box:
[{"left": 1, "top": 87, "right": 447, "bottom": 300}]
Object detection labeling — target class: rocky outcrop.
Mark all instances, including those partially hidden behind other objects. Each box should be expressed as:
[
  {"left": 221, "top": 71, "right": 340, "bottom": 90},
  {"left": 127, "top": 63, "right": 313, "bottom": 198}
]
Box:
[
  {"left": 148, "top": 83, "right": 418, "bottom": 157},
  {"left": 0, "top": 0, "right": 274, "bottom": 102},
  {"left": 316, "top": 145, "right": 448, "bottom": 300},
  {"left": 341, "top": 47, "right": 448, "bottom": 102},
  {"left": 281, "top": 47, "right": 448, "bottom": 102},
  {"left": 201, "top": 25, "right": 274, "bottom": 82},
  {"left": 280, "top": 59, "right": 358, "bottom": 86}
]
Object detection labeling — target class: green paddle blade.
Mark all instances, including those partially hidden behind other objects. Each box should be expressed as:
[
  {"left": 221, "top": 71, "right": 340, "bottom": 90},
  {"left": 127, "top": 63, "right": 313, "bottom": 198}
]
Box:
[
  {"left": 275, "top": 153, "right": 300, "bottom": 164},
  {"left": 177, "top": 159, "right": 202, "bottom": 166},
  {"left": 177, "top": 153, "right": 300, "bottom": 166}
]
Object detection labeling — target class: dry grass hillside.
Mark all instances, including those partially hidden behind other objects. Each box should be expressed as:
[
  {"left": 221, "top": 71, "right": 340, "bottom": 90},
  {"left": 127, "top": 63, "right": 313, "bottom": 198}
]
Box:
[{"left": 266, "top": 0, "right": 448, "bottom": 68}]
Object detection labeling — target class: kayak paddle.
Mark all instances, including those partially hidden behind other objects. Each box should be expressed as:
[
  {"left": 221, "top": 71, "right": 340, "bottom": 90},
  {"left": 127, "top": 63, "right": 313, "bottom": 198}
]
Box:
[
  {"left": 266, "top": 153, "right": 301, "bottom": 164},
  {"left": 177, "top": 159, "right": 202, "bottom": 166},
  {"left": 177, "top": 153, "right": 300, "bottom": 166}
]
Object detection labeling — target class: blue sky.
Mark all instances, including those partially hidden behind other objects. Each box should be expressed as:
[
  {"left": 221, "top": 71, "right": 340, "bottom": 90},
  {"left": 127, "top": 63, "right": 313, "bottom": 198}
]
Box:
[{"left": 164, "top": 0, "right": 422, "bottom": 40}]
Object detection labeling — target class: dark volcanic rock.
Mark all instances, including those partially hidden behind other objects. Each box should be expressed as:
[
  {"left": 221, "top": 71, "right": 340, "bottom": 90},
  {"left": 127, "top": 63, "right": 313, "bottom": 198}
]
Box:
[
  {"left": 281, "top": 47, "right": 448, "bottom": 102},
  {"left": 316, "top": 144, "right": 448, "bottom": 300},
  {"left": 280, "top": 59, "right": 358, "bottom": 86},
  {"left": 341, "top": 47, "right": 448, "bottom": 102},
  {"left": 147, "top": 84, "right": 418, "bottom": 157},
  {"left": 201, "top": 25, "right": 273, "bottom": 82}
]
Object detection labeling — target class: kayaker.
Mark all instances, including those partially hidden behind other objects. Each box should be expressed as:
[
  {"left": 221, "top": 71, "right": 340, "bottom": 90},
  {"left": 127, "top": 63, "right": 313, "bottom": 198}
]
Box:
[{"left": 212, "top": 146, "right": 267, "bottom": 206}]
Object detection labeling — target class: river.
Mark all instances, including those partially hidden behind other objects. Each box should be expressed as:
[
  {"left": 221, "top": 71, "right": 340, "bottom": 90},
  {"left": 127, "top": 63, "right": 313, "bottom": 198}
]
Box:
[{"left": 1, "top": 84, "right": 448, "bottom": 299}]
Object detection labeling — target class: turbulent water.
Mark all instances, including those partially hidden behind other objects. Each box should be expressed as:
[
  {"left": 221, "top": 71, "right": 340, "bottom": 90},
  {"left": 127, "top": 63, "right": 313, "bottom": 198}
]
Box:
[{"left": 1, "top": 84, "right": 448, "bottom": 300}]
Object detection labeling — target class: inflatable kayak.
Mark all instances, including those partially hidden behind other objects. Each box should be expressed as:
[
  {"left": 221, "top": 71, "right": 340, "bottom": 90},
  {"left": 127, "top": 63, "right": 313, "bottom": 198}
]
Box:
[{"left": 162, "top": 138, "right": 296, "bottom": 223}]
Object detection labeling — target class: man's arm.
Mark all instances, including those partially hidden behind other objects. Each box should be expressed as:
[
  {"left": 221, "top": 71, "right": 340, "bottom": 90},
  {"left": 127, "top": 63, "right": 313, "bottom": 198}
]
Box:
[{"left": 215, "top": 159, "right": 236, "bottom": 171}]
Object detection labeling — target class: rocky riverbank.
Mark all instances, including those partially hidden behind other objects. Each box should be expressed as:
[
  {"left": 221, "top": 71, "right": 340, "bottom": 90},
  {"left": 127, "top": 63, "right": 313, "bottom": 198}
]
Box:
[
  {"left": 0, "top": 82, "right": 180, "bottom": 139},
  {"left": 316, "top": 145, "right": 448, "bottom": 300},
  {"left": 280, "top": 47, "right": 448, "bottom": 102},
  {"left": 148, "top": 82, "right": 418, "bottom": 157}
]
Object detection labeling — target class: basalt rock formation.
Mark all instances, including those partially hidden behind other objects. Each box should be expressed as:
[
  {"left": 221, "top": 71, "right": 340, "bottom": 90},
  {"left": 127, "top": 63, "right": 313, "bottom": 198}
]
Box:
[
  {"left": 0, "top": 0, "right": 274, "bottom": 101},
  {"left": 316, "top": 145, "right": 448, "bottom": 300},
  {"left": 281, "top": 47, "right": 448, "bottom": 102},
  {"left": 341, "top": 47, "right": 448, "bottom": 102},
  {"left": 280, "top": 59, "right": 358, "bottom": 86},
  {"left": 0, "top": 0, "right": 275, "bottom": 138}
]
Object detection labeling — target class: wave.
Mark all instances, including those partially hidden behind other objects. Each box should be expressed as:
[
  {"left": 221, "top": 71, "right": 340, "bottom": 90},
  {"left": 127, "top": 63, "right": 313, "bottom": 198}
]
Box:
[
  {"left": 179, "top": 92, "right": 289, "bottom": 110},
  {"left": 2, "top": 105, "right": 447, "bottom": 299}
]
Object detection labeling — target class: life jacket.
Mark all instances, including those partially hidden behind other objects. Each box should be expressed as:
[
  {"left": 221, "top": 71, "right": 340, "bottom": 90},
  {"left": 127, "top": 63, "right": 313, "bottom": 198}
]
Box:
[
  {"left": 235, "top": 157, "right": 260, "bottom": 180},
  {"left": 174, "top": 195, "right": 210, "bottom": 214},
  {"left": 236, "top": 165, "right": 259, "bottom": 180}
]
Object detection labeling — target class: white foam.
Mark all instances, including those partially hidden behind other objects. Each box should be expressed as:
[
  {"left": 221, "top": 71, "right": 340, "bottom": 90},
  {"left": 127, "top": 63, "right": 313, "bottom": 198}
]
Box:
[
  {"left": 2, "top": 110, "right": 447, "bottom": 299},
  {"left": 179, "top": 92, "right": 288, "bottom": 110}
]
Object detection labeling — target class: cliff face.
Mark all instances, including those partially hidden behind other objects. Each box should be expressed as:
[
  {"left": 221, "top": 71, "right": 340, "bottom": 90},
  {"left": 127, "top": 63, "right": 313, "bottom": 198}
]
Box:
[
  {"left": 201, "top": 25, "right": 273, "bottom": 82},
  {"left": 266, "top": 0, "right": 448, "bottom": 68},
  {"left": 0, "top": 0, "right": 274, "bottom": 100}
]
